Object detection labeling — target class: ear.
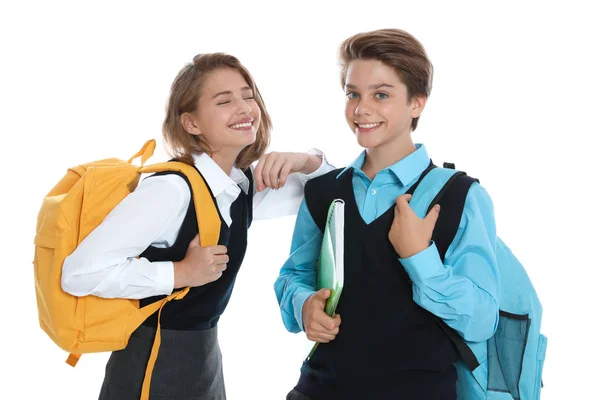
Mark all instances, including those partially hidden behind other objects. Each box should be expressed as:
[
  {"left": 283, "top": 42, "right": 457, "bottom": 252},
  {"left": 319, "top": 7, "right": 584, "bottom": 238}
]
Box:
[
  {"left": 410, "top": 95, "right": 427, "bottom": 118},
  {"left": 180, "top": 112, "right": 202, "bottom": 136}
]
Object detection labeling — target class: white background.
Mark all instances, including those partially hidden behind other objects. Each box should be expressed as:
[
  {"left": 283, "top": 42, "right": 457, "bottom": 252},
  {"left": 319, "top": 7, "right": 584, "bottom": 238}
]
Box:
[{"left": 1, "top": 1, "right": 598, "bottom": 399}]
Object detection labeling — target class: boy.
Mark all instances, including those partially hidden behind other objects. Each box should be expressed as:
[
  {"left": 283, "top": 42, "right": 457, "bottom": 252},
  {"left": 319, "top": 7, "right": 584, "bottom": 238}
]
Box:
[{"left": 274, "top": 29, "right": 501, "bottom": 400}]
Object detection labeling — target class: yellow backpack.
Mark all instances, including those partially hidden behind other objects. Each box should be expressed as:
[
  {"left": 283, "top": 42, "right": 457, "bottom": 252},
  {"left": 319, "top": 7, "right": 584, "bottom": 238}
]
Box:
[{"left": 33, "top": 139, "right": 220, "bottom": 400}]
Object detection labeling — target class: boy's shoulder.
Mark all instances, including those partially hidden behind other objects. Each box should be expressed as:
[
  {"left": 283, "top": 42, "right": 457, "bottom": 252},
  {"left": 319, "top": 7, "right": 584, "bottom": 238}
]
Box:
[
  {"left": 304, "top": 167, "right": 348, "bottom": 231},
  {"left": 311, "top": 167, "right": 346, "bottom": 182},
  {"left": 305, "top": 167, "right": 346, "bottom": 192}
]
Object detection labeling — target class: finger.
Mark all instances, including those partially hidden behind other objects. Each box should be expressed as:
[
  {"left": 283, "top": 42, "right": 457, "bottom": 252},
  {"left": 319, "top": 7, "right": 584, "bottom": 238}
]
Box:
[
  {"left": 311, "top": 332, "right": 337, "bottom": 343},
  {"left": 211, "top": 245, "right": 228, "bottom": 255},
  {"left": 313, "top": 311, "right": 337, "bottom": 331},
  {"left": 214, "top": 254, "right": 229, "bottom": 265},
  {"left": 278, "top": 162, "right": 293, "bottom": 189},
  {"left": 261, "top": 154, "right": 278, "bottom": 189},
  {"left": 254, "top": 155, "right": 267, "bottom": 191},
  {"left": 215, "top": 263, "right": 227, "bottom": 272},
  {"left": 425, "top": 204, "right": 441, "bottom": 229},
  {"left": 332, "top": 313, "right": 342, "bottom": 328},
  {"left": 213, "top": 270, "right": 223, "bottom": 281},
  {"left": 309, "top": 318, "right": 339, "bottom": 335},
  {"left": 314, "top": 322, "right": 340, "bottom": 336},
  {"left": 188, "top": 234, "right": 200, "bottom": 248},
  {"left": 396, "top": 194, "right": 417, "bottom": 217},
  {"left": 319, "top": 288, "right": 331, "bottom": 299},
  {"left": 269, "top": 157, "right": 286, "bottom": 189},
  {"left": 395, "top": 193, "right": 412, "bottom": 209}
]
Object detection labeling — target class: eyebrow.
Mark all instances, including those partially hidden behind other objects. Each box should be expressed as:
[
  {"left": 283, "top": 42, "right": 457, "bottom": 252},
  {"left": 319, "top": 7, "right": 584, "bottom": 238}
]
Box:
[
  {"left": 345, "top": 83, "right": 395, "bottom": 90},
  {"left": 212, "top": 86, "right": 253, "bottom": 99}
]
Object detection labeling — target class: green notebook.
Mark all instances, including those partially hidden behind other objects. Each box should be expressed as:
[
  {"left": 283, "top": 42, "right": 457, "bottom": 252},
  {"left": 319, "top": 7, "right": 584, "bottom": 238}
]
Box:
[{"left": 306, "top": 199, "right": 345, "bottom": 360}]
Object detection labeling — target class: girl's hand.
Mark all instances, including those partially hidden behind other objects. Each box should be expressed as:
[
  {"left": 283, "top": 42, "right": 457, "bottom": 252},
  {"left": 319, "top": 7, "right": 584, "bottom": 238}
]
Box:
[{"left": 254, "top": 152, "right": 321, "bottom": 191}]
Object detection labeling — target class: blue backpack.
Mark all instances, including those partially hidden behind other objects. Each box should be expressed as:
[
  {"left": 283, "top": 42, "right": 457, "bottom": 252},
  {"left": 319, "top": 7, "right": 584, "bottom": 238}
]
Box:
[{"left": 409, "top": 163, "right": 547, "bottom": 400}]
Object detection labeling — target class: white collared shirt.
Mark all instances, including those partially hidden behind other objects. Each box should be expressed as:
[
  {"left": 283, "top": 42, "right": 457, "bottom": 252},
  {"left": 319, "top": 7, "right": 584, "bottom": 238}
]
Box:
[{"left": 61, "top": 151, "right": 334, "bottom": 299}]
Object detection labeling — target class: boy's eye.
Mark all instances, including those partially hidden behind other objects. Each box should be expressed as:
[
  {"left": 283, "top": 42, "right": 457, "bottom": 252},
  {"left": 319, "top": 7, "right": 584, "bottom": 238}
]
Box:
[
  {"left": 243, "top": 96, "right": 255, "bottom": 101},
  {"left": 346, "top": 92, "right": 359, "bottom": 99},
  {"left": 217, "top": 100, "right": 231, "bottom": 105},
  {"left": 375, "top": 93, "right": 388, "bottom": 100}
]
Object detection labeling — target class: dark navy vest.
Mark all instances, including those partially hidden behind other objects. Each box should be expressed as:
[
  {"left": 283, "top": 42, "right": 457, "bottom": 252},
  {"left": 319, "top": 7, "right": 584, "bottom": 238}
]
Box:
[
  {"left": 296, "top": 167, "right": 459, "bottom": 399},
  {"left": 139, "top": 166, "right": 253, "bottom": 330}
]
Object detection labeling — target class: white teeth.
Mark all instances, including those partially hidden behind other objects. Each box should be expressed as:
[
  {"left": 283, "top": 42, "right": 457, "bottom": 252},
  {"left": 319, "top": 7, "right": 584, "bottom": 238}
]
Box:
[
  {"left": 230, "top": 122, "right": 252, "bottom": 128},
  {"left": 357, "top": 122, "right": 381, "bottom": 128}
]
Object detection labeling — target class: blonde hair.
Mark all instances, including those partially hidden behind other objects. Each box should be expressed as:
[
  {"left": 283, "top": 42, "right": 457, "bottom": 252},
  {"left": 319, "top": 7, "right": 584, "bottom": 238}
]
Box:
[{"left": 162, "top": 53, "right": 271, "bottom": 169}]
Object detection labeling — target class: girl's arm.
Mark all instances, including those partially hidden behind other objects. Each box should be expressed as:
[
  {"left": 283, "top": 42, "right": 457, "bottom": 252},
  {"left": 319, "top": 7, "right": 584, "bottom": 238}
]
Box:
[
  {"left": 251, "top": 149, "right": 336, "bottom": 220},
  {"left": 61, "top": 174, "right": 190, "bottom": 299}
]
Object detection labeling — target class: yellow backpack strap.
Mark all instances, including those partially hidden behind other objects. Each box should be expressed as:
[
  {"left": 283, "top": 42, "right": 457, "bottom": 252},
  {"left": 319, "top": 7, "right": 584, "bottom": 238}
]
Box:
[
  {"left": 138, "top": 161, "right": 220, "bottom": 246},
  {"left": 136, "top": 160, "right": 221, "bottom": 400},
  {"left": 128, "top": 139, "right": 156, "bottom": 166},
  {"left": 65, "top": 353, "right": 81, "bottom": 367}
]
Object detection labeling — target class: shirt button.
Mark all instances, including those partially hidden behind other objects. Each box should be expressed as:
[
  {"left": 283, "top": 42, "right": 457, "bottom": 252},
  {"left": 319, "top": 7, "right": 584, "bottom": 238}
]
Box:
[{"left": 370, "top": 189, "right": 377, "bottom": 195}]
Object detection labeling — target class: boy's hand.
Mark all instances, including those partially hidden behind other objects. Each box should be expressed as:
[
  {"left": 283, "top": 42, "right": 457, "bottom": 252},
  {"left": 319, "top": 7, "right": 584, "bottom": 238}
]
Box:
[
  {"left": 302, "top": 288, "right": 342, "bottom": 343},
  {"left": 388, "top": 194, "right": 440, "bottom": 259},
  {"left": 254, "top": 152, "right": 321, "bottom": 191}
]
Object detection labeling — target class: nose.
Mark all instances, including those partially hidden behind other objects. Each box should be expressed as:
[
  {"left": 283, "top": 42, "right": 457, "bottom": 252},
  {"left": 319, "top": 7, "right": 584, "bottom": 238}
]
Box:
[
  {"left": 236, "top": 97, "right": 252, "bottom": 115},
  {"left": 354, "top": 99, "right": 372, "bottom": 116}
]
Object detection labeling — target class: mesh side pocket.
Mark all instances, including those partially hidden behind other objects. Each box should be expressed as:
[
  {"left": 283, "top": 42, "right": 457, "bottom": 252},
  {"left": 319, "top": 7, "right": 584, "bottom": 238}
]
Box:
[{"left": 487, "top": 311, "right": 530, "bottom": 399}]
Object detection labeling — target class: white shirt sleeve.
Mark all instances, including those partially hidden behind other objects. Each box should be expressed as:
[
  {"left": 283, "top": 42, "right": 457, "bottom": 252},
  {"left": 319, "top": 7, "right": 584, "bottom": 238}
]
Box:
[
  {"left": 61, "top": 174, "right": 191, "bottom": 299},
  {"left": 252, "top": 149, "right": 337, "bottom": 220}
]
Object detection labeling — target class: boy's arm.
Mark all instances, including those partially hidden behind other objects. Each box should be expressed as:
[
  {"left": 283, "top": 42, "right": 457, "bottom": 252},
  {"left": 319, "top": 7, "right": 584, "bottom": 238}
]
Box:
[
  {"left": 274, "top": 199, "right": 322, "bottom": 333},
  {"left": 400, "top": 183, "right": 500, "bottom": 343}
]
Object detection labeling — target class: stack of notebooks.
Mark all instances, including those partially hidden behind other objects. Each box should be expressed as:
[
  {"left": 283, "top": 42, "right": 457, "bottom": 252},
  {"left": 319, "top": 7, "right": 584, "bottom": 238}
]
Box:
[{"left": 306, "top": 199, "right": 345, "bottom": 360}]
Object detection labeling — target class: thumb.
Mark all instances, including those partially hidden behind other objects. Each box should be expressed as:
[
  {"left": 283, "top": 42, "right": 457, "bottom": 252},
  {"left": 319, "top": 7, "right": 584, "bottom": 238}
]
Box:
[
  {"left": 320, "top": 288, "right": 331, "bottom": 299},
  {"left": 188, "top": 234, "right": 200, "bottom": 248},
  {"left": 425, "top": 204, "right": 441, "bottom": 229}
]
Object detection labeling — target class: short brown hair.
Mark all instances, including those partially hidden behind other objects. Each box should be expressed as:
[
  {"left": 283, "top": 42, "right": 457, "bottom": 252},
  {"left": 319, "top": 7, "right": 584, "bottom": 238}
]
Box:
[
  {"left": 338, "top": 29, "right": 433, "bottom": 131},
  {"left": 163, "top": 53, "right": 271, "bottom": 169}
]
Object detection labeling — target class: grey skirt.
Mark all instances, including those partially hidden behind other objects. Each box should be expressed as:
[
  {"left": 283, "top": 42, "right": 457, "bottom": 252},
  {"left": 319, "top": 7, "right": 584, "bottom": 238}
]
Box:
[{"left": 98, "top": 324, "right": 225, "bottom": 400}]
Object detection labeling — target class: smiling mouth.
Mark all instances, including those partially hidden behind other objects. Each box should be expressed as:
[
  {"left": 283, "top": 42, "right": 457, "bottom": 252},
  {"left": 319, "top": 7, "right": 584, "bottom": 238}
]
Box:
[
  {"left": 355, "top": 122, "right": 382, "bottom": 129},
  {"left": 229, "top": 120, "right": 254, "bottom": 130},
  {"left": 355, "top": 122, "right": 383, "bottom": 132}
]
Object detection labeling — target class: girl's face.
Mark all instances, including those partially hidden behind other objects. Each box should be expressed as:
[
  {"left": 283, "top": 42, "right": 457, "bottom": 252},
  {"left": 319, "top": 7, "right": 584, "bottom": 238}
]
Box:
[{"left": 185, "top": 68, "right": 261, "bottom": 154}]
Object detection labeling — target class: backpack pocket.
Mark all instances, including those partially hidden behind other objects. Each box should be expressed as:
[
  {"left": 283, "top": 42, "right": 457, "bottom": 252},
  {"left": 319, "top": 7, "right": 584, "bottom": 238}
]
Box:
[
  {"left": 33, "top": 195, "right": 83, "bottom": 351},
  {"left": 487, "top": 311, "right": 530, "bottom": 399}
]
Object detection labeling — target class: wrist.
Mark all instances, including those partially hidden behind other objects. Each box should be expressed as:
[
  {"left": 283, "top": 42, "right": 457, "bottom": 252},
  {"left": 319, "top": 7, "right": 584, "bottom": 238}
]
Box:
[
  {"left": 399, "top": 241, "right": 430, "bottom": 259},
  {"left": 301, "top": 154, "right": 321, "bottom": 174},
  {"left": 173, "top": 261, "right": 189, "bottom": 288}
]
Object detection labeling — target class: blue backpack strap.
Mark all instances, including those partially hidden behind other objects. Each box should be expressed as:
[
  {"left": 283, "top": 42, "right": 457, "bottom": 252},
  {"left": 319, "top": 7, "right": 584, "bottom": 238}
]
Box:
[
  {"left": 408, "top": 163, "right": 480, "bottom": 259},
  {"left": 407, "top": 167, "right": 465, "bottom": 218},
  {"left": 409, "top": 163, "right": 481, "bottom": 371}
]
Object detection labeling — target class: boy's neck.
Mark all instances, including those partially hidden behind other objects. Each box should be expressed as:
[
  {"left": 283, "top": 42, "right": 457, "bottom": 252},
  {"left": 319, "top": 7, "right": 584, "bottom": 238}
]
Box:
[{"left": 362, "top": 139, "right": 417, "bottom": 180}]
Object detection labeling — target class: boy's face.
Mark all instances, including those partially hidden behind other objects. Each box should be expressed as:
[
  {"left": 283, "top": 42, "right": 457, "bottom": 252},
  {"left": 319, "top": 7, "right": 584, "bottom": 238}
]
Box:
[{"left": 344, "top": 59, "right": 425, "bottom": 150}]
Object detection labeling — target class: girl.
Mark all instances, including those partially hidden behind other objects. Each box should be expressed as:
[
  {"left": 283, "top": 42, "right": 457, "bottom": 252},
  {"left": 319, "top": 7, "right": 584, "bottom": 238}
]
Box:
[{"left": 61, "top": 53, "right": 334, "bottom": 399}]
